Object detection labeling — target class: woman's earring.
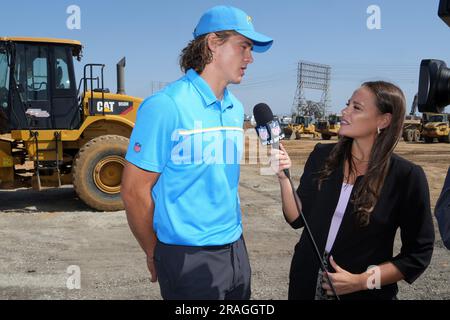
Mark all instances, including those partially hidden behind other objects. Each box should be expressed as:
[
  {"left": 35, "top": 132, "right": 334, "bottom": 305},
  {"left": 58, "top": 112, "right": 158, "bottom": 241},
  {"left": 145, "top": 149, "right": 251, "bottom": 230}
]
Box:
[{"left": 377, "top": 127, "right": 381, "bottom": 135}]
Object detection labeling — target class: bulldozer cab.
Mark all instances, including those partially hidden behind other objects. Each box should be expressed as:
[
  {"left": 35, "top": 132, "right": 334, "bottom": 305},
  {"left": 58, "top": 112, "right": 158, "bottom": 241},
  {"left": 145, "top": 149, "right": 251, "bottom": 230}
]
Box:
[
  {"left": 294, "top": 115, "right": 313, "bottom": 127},
  {"left": 328, "top": 114, "right": 341, "bottom": 125},
  {"left": 0, "top": 46, "right": 9, "bottom": 132},
  {"left": 316, "top": 119, "right": 327, "bottom": 130},
  {"left": 0, "top": 38, "right": 81, "bottom": 133}
]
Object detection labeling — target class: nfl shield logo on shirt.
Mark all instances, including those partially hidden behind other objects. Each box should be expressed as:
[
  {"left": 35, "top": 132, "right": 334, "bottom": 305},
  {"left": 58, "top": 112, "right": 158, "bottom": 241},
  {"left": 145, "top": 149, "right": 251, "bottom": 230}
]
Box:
[{"left": 134, "top": 142, "right": 142, "bottom": 153}]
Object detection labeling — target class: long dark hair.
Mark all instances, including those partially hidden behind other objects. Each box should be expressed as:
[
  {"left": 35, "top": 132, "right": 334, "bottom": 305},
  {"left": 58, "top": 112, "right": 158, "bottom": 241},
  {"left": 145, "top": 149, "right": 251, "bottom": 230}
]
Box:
[
  {"left": 318, "top": 81, "right": 406, "bottom": 226},
  {"left": 179, "top": 30, "right": 238, "bottom": 74}
]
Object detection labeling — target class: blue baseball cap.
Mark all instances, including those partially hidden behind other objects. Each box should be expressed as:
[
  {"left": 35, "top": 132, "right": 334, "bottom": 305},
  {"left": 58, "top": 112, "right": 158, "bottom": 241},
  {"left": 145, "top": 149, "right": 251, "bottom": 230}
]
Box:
[{"left": 193, "top": 6, "right": 273, "bottom": 53}]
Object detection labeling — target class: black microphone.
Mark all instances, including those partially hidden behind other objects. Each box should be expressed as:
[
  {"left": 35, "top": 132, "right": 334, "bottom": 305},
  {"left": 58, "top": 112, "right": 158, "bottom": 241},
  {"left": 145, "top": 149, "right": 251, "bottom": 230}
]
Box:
[
  {"left": 253, "top": 103, "right": 285, "bottom": 145},
  {"left": 253, "top": 103, "right": 288, "bottom": 178},
  {"left": 252, "top": 102, "right": 340, "bottom": 300}
]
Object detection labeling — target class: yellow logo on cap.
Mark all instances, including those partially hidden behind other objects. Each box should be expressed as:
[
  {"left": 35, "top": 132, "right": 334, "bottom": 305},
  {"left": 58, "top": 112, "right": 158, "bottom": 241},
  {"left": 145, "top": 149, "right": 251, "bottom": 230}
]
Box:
[{"left": 247, "top": 15, "right": 253, "bottom": 24}]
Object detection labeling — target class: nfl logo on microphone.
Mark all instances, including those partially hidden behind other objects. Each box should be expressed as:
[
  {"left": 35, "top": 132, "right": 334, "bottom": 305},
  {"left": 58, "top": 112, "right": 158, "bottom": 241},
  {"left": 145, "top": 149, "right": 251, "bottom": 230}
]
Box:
[
  {"left": 258, "top": 126, "right": 270, "bottom": 144},
  {"left": 270, "top": 122, "right": 281, "bottom": 137}
]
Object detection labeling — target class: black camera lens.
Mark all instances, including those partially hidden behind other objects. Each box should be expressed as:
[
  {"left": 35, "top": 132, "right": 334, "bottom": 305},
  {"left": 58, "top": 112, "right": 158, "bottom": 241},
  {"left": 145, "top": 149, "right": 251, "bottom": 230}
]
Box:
[{"left": 418, "top": 59, "right": 450, "bottom": 113}]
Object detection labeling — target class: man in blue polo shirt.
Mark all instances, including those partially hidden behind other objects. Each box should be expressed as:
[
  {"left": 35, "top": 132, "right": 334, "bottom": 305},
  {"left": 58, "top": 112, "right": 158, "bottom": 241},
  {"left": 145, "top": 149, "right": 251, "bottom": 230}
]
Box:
[{"left": 121, "top": 6, "right": 273, "bottom": 299}]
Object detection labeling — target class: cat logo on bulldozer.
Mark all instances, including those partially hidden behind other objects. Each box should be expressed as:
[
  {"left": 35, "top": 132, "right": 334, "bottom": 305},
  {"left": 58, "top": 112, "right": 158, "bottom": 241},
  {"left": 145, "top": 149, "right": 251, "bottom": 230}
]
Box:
[
  {"left": 97, "top": 101, "right": 115, "bottom": 113},
  {"left": 93, "top": 100, "right": 132, "bottom": 115}
]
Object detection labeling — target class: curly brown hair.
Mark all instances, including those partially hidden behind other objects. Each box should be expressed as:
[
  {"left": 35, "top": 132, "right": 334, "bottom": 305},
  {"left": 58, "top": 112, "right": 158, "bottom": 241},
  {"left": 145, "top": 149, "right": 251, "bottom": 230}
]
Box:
[
  {"left": 317, "top": 81, "right": 406, "bottom": 226},
  {"left": 179, "top": 30, "right": 239, "bottom": 74}
]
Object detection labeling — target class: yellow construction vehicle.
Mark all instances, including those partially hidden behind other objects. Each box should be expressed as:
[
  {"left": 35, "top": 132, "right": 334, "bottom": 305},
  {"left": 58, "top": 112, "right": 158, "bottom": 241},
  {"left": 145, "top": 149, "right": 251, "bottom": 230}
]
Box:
[
  {"left": 315, "top": 114, "right": 341, "bottom": 140},
  {"left": 0, "top": 37, "right": 143, "bottom": 210},
  {"left": 402, "top": 116, "right": 422, "bottom": 142},
  {"left": 421, "top": 112, "right": 450, "bottom": 143},
  {"left": 402, "top": 93, "right": 422, "bottom": 142},
  {"left": 282, "top": 115, "right": 319, "bottom": 140}
]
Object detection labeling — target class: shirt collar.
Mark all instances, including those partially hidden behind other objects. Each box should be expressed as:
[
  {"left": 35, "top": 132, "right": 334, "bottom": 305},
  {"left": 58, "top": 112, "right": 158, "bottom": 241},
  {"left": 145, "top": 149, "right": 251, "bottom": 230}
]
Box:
[
  {"left": 221, "top": 88, "right": 233, "bottom": 111},
  {"left": 186, "top": 69, "right": 234, "bottom": 111}
]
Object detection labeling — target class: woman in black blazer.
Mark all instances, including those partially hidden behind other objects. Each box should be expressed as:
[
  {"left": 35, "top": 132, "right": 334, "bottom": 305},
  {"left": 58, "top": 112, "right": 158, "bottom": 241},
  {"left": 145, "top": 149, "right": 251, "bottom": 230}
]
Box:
[{"left": 271, "top": 81, "right": 435, "bottom": 300}]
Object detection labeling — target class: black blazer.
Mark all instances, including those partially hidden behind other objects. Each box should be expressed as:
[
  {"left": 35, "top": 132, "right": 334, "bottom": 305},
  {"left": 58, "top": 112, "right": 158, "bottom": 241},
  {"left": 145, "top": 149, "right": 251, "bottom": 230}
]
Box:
[
  {"left": 288, "top": 143, "right": 435, "bottom": 300},
  {"left": 435, "top": 167, "right": 450, "bottom": 249}
]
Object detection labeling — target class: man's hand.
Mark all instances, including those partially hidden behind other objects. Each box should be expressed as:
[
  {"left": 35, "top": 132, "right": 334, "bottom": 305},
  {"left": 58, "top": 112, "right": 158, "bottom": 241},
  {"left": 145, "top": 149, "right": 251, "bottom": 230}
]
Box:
[
  {"left": 147, "top": 256, "right": 158, "bottom": 283},
  {"left": 122, "top": 162, "right": 160, "bottom": 284}
]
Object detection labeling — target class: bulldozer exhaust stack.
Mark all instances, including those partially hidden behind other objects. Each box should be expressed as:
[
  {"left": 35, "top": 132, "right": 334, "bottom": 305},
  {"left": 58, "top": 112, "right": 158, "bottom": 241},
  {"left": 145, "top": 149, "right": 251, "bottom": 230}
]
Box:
[{"left": 117, "top": 57, "right": 126, "bottom": 95}]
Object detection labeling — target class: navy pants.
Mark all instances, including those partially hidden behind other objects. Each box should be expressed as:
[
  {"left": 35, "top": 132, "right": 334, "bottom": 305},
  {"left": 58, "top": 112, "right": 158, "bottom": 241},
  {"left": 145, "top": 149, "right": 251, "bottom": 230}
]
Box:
[{"left": 154, "top": 236, "right": 251, "bottom": 300}]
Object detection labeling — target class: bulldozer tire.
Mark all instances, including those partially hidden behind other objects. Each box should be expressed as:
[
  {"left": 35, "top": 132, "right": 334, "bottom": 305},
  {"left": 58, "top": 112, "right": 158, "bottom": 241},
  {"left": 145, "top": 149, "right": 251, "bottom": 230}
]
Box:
[
  {"left": 405, "top": 129, "right": 414, "bottom": 142},
  {"left": 295, "top": 131, "right": 302, "bottom": 140},
  {"left": 413, "top": 130, "right": 421, "bottom": 142},
  {"left": 321, "top": 134, "right": 331, "bottom": 140},
  {"left": 73, "top": 135, "right": 129, "bottom": 211}
]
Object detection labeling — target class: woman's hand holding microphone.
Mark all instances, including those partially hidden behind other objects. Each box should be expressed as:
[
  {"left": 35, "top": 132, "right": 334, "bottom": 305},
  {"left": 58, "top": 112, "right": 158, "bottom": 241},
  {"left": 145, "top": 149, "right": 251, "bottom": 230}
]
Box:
[
  {"left": 269, "top": 143, "right": 302, "bottom": 224},
  {"left": 270, "top": 143, "right": 292, "bottom": 180}
]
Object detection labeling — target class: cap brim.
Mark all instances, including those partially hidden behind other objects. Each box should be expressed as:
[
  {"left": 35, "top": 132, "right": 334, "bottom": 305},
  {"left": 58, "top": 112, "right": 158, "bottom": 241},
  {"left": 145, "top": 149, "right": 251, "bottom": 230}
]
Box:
[{"left": 237, "top": 30, "right": 273, "bottom": 53}]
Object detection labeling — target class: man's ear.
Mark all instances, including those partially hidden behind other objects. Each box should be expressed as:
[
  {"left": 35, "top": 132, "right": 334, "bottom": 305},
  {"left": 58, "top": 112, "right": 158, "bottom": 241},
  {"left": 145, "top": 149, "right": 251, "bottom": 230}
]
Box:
[
  {"left": 207, "top": 33, "right": 219, "bottom": 53},
  {"left": 379, "top": 113, "right": 392, "bottom": 130}
]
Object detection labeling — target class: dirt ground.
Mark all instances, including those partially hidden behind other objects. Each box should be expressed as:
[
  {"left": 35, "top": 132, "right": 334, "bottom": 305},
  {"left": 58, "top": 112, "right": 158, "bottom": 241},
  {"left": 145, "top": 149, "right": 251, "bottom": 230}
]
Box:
[{"left": 0, "top": 138, "right": 449, "bottom": 300}]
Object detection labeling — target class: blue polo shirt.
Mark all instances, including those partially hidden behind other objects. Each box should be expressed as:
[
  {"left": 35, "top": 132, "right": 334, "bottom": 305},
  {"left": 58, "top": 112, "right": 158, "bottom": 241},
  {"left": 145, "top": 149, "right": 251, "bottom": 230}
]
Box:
[{"left": 126, "top": 69, "right": 244, "bottom": 246}]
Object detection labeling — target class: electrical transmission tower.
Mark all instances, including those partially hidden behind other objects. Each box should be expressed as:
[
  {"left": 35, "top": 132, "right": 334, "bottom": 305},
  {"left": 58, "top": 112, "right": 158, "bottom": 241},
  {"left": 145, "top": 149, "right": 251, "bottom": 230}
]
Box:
[{"left": 292, "top": 61, "right": 331, "bottom": 119}]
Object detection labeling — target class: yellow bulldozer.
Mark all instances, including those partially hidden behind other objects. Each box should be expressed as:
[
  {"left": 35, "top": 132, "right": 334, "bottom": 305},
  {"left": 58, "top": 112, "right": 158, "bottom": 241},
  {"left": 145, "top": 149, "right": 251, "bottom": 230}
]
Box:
[
  {"left": 421, "top": 112, "right": 450, "bottom": 143},
  {"left": 315, "top": 114, "right": 341, "bottom": 140},
  {"left": 282, "top": 115, "right": 319, "bottom": 140},
  {"left": 0, "top": 37, "right": 143, "bottom": 211}
]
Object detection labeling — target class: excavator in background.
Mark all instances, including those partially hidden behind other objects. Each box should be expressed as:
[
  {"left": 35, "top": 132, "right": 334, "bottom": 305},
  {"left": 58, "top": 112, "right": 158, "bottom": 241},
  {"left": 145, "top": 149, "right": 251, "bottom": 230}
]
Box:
[{"left": 0, "top": 37, "right": 143, "bottom": 211}]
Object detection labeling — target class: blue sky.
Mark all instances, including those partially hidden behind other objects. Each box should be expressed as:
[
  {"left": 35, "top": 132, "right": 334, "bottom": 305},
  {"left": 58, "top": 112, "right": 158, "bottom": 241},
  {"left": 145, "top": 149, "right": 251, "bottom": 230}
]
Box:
[{"left": 1, "top": 0, "right": 449, "bottom": 116}]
